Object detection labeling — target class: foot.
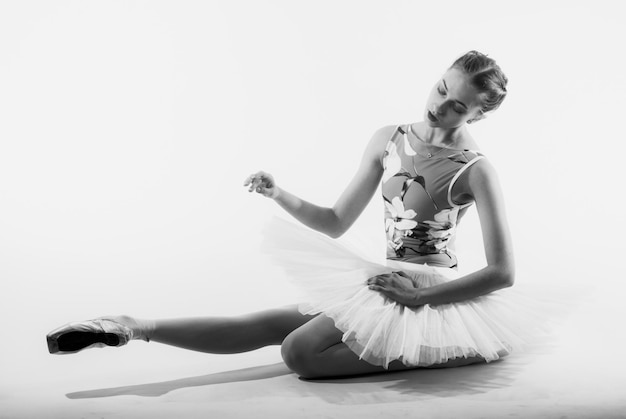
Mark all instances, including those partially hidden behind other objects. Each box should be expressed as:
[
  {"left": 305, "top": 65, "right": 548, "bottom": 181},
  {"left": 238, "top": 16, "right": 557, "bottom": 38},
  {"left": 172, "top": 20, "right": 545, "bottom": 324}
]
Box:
[
  {"left": 46, "top": 315, "right": 154, "bottom": 354},
  {"left": 102, "top": 315, "right": 155, "bottom": 342}
]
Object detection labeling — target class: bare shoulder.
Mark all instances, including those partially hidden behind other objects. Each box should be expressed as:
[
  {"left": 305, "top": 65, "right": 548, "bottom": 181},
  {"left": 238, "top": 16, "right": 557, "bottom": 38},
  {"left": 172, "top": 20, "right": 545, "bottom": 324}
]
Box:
[
  {"left": 451, "top": 156, "right": 503, "bottom": 205},
  {"left": 365, "top": 125, "right": 397, "bottom": 165},
  {"left": 465, "top": 157, "right": 504, "bottom": 200},
  {"left": 468, "top": 157, "right": 499, "bottom": 183},
  {"left": 371, "top": 124, "right": 398, "bottom": 141}
]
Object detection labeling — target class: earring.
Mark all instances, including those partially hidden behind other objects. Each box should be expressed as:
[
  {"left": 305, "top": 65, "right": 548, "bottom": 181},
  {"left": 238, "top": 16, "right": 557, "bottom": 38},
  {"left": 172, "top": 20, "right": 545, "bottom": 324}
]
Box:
[{"left": 467, "top": 119, "right": 474, "bottom": 124}]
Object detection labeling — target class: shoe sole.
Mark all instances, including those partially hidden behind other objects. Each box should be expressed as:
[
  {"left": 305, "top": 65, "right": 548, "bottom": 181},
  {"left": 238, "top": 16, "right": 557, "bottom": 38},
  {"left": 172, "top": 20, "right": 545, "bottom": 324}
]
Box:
[{"left": 47, "top": 331, "right": 121, "bottom": 354}]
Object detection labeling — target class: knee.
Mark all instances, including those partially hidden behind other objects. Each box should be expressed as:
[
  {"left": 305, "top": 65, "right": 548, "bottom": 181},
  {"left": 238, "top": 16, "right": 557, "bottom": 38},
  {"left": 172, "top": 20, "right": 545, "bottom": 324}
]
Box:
[{"left": 280, "top": 333, "right": 318, "bottom": 379}]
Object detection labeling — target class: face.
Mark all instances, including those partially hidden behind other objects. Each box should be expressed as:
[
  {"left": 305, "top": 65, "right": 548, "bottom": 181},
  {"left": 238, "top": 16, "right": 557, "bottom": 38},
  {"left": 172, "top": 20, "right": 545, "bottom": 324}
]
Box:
[{"left": 424, "top": 68, "right": 485, "bottom": 129}]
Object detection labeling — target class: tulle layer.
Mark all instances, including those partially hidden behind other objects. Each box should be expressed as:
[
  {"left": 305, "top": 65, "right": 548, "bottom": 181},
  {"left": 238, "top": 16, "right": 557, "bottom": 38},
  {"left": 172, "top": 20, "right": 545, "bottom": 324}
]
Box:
[{"left": 262, "top": 217, "right": 539, "bottom": 368}]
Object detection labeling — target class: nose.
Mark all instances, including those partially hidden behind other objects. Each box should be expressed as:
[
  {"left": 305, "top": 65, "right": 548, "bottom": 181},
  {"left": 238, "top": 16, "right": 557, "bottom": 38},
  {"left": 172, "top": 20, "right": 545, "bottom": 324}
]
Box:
[{"left": 431, "top": 101, "right": 451, "bottom": 117}]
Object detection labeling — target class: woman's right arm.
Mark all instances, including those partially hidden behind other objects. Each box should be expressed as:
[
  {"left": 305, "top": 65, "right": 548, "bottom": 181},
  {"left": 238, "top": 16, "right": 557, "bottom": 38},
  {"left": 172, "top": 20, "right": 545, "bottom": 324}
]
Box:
[{"left": 244, "top": 125, "right": 394, "bottom": 238}]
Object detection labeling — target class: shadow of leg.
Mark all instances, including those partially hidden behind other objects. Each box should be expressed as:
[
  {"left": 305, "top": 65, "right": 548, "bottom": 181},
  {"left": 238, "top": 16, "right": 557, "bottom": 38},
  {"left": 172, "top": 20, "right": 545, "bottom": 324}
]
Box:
[{"left": 66, "top": 362, "right": 292, "bottom": 399}]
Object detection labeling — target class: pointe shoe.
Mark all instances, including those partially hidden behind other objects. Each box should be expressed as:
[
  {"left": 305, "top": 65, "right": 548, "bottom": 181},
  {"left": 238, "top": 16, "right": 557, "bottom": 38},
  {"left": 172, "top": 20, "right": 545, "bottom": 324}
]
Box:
[{"left": 46, "top": 318, "right": 134, "bottom": 354}]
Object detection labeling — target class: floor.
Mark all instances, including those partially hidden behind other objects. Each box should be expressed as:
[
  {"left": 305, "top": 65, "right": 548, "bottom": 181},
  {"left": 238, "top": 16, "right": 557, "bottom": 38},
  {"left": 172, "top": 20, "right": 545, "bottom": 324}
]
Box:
[{"left": 2, "top": 275, "right": 625, "bottom": 419}]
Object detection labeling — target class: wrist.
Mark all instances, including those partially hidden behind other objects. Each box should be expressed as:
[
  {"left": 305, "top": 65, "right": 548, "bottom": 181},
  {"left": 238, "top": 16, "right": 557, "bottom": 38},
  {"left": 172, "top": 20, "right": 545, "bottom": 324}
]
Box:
[
  {"left": 410, "top": 288, "right": 426, "bottom": 307},
  {"left": 270, "top": 187, "right": 281, "bottom": 200}
]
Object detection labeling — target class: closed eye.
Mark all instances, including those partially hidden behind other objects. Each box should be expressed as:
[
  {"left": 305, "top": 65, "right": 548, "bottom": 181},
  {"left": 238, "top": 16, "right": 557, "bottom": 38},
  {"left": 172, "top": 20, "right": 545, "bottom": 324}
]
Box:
[
  {"left": 441, "top": 79, "right": 469, "bottom": 113},
  {"left": 452, "top": 105, "right": 465, "bottom": 114}
]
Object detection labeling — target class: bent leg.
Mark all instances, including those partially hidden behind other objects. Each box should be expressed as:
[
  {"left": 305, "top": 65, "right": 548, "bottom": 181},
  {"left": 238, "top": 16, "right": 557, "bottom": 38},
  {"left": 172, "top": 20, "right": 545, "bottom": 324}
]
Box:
[
  {"left": 281, "top": 315, "right": 486, "bottom": 379},
  {"left": 151, "top": 305, "right": 315, "bottom": 353},
  {"left": 281, "top": 314, "right": 409, "bottom": 378}
]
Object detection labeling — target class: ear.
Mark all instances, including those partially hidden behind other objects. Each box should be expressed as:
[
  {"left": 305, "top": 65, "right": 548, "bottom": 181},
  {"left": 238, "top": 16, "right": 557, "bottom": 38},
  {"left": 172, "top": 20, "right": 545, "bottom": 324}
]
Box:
[{"left": 467, "top": 110, "right": 488, "bottom": 124}]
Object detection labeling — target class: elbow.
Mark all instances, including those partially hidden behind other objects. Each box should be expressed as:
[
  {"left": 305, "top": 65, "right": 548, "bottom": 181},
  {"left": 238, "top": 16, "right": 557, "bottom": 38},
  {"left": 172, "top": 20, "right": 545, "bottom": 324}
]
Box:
[
  {"left": 324, "top": 210, "right": 348, "bottom": 239},
  {"left": 487, "top": 264, "right": 515, "bottom": 289},
  {"left": 497, "top": 267, "right": 515, "bottom": 289},
  {"left": 326, "top": 226, "right": 346, "bottom": 239}
]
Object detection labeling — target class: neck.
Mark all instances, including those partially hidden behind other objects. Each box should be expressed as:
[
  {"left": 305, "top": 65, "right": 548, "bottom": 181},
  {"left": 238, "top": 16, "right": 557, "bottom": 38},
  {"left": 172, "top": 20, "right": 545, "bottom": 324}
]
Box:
[
  {"left": 421, "top": 125, "right": 468, "bottom": 148},
  {"left": 413, "top": 122, "right": 472, "bottom": 148}
]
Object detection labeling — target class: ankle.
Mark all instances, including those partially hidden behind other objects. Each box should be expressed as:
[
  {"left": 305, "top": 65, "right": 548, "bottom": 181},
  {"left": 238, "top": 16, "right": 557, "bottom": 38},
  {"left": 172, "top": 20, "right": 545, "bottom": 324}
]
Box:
[
  {"left": 136, "top": 318, "right": 156, "bottom": 342},
  {"left": 104, "top": 315, "right": 155, "bottom": 342}
]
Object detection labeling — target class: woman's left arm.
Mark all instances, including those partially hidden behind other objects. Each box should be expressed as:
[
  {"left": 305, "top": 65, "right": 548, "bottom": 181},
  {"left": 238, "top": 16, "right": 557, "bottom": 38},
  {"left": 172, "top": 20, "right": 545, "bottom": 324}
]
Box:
[
  {"left": 415, "top": 158, "right": 515, "bottom": 305},
  {"left": 369, "top": 159, "right": 515, "bottom": 306}
]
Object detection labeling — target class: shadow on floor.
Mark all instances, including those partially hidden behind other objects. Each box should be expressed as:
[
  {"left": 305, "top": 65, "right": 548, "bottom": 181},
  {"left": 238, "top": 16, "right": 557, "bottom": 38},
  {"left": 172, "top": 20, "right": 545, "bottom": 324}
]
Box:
[
  {"left": 66, "top": 362, "right": 293, "bottom": 399},
  {"left": 66, "top": 351, "right": 538, "bottom": 402}
]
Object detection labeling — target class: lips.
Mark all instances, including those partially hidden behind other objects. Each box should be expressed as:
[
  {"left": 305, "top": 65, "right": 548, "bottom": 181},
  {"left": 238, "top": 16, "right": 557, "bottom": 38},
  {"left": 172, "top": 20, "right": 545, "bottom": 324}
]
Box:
[{"left": 427, "top": 111, "right": 438, "bottom": 122}]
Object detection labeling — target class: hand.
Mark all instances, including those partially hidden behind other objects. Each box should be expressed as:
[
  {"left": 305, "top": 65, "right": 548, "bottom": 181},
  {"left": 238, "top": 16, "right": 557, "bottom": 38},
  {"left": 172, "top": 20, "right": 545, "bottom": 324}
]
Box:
[
  {"left": 366, "top": 271, "right": 422, "bottom": 307},
  {"left": 243, "top": 171, "right": 279, "bottom": 199}
]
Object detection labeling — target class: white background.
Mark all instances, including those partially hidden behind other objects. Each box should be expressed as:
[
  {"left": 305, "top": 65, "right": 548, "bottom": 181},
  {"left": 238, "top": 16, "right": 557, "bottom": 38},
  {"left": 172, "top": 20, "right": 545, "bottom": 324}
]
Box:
[{"left": 1, "top": 1, "right": 625, "bottom": 417}]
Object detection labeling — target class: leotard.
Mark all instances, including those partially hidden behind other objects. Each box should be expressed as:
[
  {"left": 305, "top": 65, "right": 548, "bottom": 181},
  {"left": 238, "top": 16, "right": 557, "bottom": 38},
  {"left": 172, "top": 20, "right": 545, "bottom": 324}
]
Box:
[
  {"left": 382, "top": 124, "right": 484, "bottom": 268},
  {"left": 263, "top": 124, "right": 532, "bottom": 368}
]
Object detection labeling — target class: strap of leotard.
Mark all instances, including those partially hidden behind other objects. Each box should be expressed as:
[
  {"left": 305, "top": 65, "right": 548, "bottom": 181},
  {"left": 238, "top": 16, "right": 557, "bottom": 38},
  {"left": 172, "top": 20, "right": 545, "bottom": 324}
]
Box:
[
  {"left": 447, "top": 155, "right": 484, "bottom": 208},
  {"left": 382, "top": 125, "right": 403, "bottom": 165}
]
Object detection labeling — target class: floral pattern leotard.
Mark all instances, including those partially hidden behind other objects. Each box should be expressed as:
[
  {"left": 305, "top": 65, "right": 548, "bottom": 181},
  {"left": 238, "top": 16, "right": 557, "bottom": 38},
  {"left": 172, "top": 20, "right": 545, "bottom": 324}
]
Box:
[{"left": 381, "top": 124, "right": 484, "bottom": 268}]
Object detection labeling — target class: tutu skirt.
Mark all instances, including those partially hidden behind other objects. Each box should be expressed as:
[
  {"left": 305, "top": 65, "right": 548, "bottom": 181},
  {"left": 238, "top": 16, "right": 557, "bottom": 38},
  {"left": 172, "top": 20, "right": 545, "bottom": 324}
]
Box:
[{"left": 263, "top": 217, "right": 540, "bottom": 369}]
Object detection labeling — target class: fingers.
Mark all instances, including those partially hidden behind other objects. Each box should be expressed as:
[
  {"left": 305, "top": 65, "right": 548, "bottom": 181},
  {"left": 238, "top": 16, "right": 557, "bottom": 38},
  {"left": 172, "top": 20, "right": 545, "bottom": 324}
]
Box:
[
  {"left": 249, "top": 178, "right": 263, "bottom": 193},
  {"left": 243, "top": 171, "right": 266, "bottom": 187},
  {"left": 366, "top": 272, "right": 404, "bottom": 286},
  {"left": 366, "top": 275, "right": 395, "bottom": 296},
  {"left": 243, "top": 171, "right": 274, "bottom": 193},
  {"left": 366, "top": 271, "right": 413, "bottom": 294},
  {"left": 366, "top": 275, "right": 390, "bottom": 287},
  {"left": 366, "top": 272, "right": 417, "bottom": 307},
  {"left": 368, "top": 283, "right": 396, "bottom": 301}
]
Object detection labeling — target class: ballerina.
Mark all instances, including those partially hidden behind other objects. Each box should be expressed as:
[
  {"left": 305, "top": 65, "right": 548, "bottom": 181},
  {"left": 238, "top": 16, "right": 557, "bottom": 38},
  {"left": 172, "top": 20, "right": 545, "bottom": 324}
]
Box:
[{"left": 47, "top": 50, "right": 522, "bottom": 379}]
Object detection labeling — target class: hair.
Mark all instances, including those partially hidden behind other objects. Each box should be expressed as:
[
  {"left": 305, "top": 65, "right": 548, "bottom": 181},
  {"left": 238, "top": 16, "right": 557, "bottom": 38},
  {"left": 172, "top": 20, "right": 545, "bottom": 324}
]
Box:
[{"left": 450, "top": 50, "right": 508, "bottom": 114}]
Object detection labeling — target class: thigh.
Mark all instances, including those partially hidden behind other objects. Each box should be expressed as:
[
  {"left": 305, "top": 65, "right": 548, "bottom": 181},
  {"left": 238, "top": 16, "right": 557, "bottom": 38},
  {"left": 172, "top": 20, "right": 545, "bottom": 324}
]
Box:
[
  {"left": 283, "top": 315, "right": 422, "bottom": 378},
  {"left": 283, "top": 314, "right": 488, "bottom": 374},
  {"left": 282, "top": 314, "right": 343, "bottom": 352},
  {"left": 245, "top": 304, "right": 318, "bottom": 342}
]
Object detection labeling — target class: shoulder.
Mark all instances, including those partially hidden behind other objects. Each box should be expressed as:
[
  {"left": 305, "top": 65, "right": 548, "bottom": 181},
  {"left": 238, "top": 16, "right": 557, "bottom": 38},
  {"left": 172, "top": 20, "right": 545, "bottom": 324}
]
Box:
[
  {"left": 467, "top": 156, "right": 497, "bottom": 183},
  {"left": 370, "top": 125, "right": 399, "bottom": 147},
  {"left": 365, "top": 125, "right": 400, "bottom": 165},
  {"left": 465, "top": 157, "right": 504, "bottom": 201},
  {"left": 450, "top": 154, "right": 502, "bottom": 205}
]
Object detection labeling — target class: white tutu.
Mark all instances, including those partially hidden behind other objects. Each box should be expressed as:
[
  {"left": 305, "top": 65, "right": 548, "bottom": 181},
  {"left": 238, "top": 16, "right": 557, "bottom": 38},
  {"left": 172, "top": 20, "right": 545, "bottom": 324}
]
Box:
[{"left": 262, "top": 217, "right": 542, "bottom": 369}]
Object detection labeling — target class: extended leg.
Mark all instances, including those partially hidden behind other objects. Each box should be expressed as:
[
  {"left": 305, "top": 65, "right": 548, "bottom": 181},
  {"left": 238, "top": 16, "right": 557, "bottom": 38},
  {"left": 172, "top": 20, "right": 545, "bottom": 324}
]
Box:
[
  {"left": 147, "top": 305, "right": 314, "bottom": 353},
  {"left": 47, "top": 305, "right": 314, "bottom": 355}
]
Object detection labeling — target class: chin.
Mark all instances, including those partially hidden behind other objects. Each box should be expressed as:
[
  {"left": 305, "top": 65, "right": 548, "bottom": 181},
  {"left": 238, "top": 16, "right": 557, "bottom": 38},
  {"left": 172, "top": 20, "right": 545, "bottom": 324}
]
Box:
[{"left": 425, "top": 118, "right": 440, "bottom": 127}]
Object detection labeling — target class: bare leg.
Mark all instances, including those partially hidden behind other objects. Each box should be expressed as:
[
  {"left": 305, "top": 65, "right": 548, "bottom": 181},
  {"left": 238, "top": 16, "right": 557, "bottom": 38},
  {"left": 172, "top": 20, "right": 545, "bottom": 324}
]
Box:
[
  {"left": 281, "top": 315, "right": 486, "bottom": 379},
  {"left": 150, "top": 305, "right": 315, "bottom": 354}
]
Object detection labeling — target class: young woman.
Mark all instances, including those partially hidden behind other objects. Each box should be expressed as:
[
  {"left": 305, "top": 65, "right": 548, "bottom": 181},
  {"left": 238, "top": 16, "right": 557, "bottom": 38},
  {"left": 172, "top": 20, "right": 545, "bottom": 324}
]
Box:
[{"left": 47, "top": 50, "right": 525, "bottom": 379}]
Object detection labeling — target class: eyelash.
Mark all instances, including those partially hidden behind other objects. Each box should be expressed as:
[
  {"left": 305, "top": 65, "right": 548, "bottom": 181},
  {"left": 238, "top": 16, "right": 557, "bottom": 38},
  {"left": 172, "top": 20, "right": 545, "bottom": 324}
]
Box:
[{"left": 437, "top": 86, "right": 464, "bottom": 114}]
